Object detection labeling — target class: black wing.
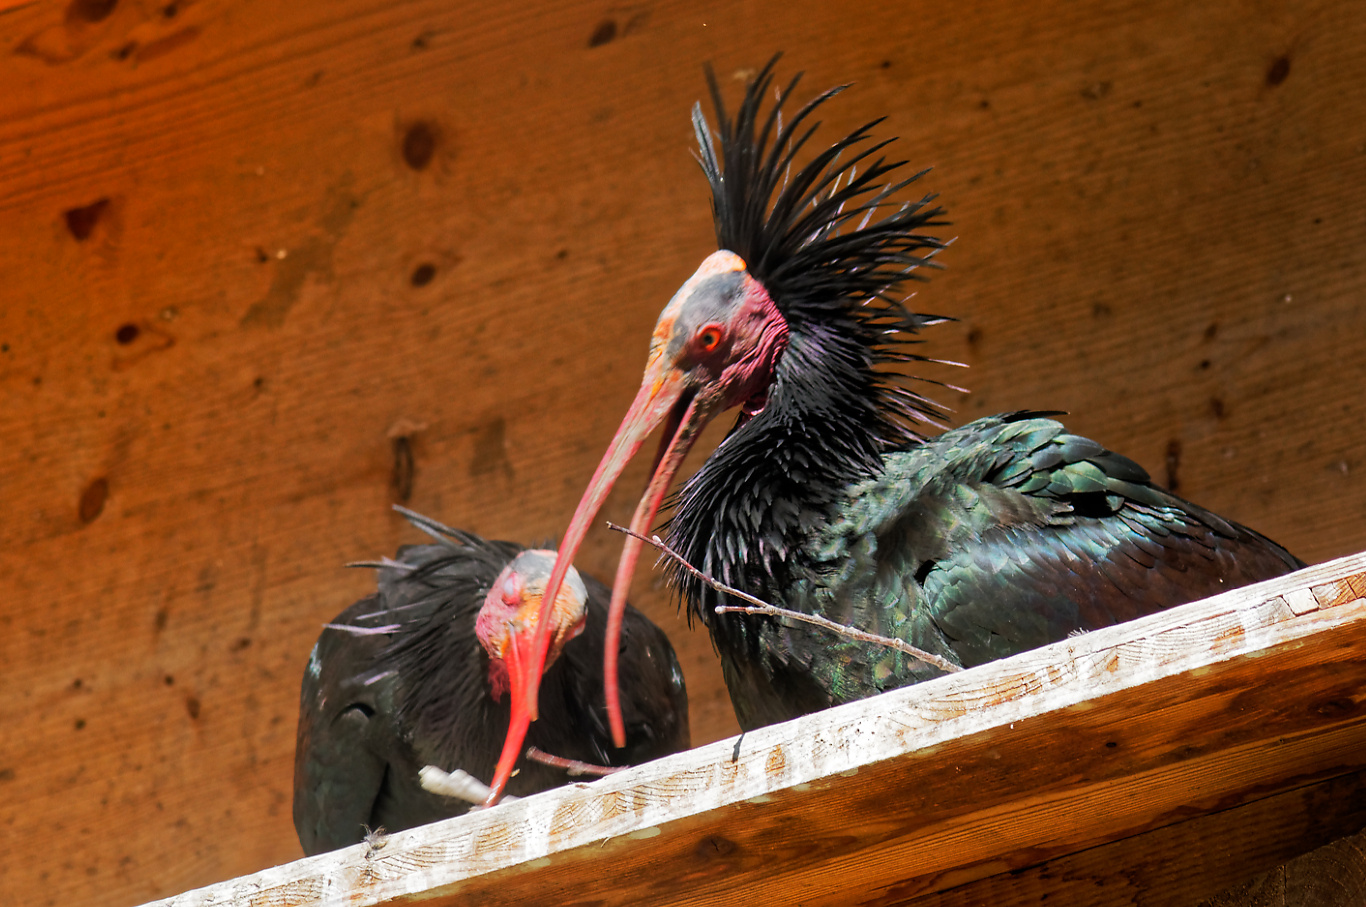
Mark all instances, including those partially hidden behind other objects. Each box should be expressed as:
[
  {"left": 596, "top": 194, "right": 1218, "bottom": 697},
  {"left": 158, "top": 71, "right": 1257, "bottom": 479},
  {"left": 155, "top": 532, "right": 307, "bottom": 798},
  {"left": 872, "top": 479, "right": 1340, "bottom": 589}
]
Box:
[{"left": 757, "top": 413, "right": 1304, "bottom": 725}]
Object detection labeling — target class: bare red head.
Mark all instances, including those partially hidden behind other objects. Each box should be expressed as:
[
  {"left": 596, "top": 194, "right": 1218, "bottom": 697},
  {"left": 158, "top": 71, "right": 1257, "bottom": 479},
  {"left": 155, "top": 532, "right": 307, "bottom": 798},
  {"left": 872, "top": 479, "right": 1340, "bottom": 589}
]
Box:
[
  {"left": 476, "top": 549, "right": 588, "bottom": 805},
  {"left": 525, "top": 250, "right": 790, "bottom": 747}
]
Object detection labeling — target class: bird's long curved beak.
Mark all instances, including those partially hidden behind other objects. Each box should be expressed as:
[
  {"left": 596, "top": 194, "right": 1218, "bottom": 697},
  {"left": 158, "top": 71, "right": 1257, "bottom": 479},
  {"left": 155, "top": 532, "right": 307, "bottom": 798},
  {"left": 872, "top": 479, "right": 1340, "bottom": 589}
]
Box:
[
  {"left": 495, "top": 251, "right": 770, "bottom": 774},
  {"left": 528, "top": 352, "right": 709, "bottom": 748},
  {"left": 483, "top": 618, "right": 536, "bottom": 806}
]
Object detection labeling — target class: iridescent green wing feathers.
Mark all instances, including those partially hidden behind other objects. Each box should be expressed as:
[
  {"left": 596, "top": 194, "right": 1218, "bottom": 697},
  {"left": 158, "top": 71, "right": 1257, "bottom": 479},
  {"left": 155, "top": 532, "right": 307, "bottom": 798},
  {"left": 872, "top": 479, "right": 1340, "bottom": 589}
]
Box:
[{"left": 783, "top": 412, "right": 1304, "bottom": 702}]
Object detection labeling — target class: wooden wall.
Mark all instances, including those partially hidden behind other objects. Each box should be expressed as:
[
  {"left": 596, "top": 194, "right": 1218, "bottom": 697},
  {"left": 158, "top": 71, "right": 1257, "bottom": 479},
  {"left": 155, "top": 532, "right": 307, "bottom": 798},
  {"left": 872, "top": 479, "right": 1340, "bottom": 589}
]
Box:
[{"left": 0, "top": 0, "right": 1362, "bottom": 904}]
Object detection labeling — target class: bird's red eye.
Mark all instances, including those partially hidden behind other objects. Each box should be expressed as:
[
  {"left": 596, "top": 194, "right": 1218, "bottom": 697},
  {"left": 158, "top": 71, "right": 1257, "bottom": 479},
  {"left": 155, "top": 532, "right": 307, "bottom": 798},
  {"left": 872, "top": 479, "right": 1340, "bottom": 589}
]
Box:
[{"left": 695, "top": 324, "right": 724, "bottom": 354}]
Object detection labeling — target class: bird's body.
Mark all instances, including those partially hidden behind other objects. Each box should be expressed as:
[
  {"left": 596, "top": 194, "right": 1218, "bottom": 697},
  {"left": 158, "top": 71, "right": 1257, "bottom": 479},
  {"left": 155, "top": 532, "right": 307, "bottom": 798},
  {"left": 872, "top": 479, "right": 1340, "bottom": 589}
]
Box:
[
  {"left": 511, "top": 56, "right": 1303, "bottom": 763},
  {"left": 678, "top": 410, "right": 1302, "bottom": 730},
  {"left": 293, "top": 513, "right": 689, "bottom": 854}
]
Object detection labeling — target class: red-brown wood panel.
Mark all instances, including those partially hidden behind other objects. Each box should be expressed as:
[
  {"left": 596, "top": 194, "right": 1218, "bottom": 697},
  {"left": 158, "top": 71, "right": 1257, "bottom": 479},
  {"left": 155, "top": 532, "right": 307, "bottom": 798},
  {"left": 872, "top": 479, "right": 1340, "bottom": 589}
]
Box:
[{"left": 1, "top": 0, "right": 1363, "bottom": 904}]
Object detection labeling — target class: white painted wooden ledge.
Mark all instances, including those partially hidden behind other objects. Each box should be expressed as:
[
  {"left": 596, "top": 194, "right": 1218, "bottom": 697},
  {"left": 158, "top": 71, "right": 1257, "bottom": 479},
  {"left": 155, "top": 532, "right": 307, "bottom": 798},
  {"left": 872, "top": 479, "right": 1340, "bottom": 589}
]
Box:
[{"left": 145, "top": 552, "right": 1366, "bottom": 907}]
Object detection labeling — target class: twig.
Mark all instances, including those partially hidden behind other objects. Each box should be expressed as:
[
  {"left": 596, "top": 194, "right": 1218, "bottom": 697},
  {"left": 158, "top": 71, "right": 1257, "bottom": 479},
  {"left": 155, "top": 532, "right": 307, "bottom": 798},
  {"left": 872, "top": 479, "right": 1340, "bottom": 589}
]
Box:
[
  {"left": 526, "top": 747, "right": 623, "bottom": 777},
  {"left": 607, "top": 521, "right": 962, "bottom": 676},
  {"left": 711, "top": 602, "right": 962, "bottom": 674},
  {"left": 419, "top": 750, "right": 616, "bottom": 807},
  {"left": 418, "top": 765, "right": 519, "bottom": 806}
]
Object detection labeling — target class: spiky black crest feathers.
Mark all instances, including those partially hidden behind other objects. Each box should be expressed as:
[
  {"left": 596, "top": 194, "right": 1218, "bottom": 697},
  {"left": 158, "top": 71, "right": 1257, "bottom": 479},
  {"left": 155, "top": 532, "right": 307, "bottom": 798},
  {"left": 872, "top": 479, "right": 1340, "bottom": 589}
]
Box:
[
  {"left": 693, "top": 54, "right": 954, "bottom": 437},
  {"left": 666, "top": 59, "right": 959, "bottom": 632}
]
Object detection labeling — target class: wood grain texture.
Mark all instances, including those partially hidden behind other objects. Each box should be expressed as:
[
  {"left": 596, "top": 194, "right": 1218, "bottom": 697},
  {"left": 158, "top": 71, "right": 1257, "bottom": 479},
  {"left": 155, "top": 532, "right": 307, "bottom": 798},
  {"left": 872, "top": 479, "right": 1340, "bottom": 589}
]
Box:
[
  {"left": 1, "top": 0, "right": 1364, "bottom": 904},
  {"left": 1203, "top": 828, "right": 1366, "bottom": 907},
  {"left": 137, "top": 555, "right": 1366, "bottom": 907},
  {"left": 906, "top": 771, "right": 1366, "bottom": 907}
]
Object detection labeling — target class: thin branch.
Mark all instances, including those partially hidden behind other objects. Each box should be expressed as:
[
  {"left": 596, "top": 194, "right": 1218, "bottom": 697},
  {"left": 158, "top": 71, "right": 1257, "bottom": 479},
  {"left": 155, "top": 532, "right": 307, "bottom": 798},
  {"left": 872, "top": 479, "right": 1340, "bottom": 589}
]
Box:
[
  {"left": 420, "top": 751, "right": 618, "bottom": 808},
  {"left": 712, "top": 602, "right": 962, "bottom": 674},
  {"left": 607, "top": 522, "right": 962, "bottom": 676},
  {"left": 419, "top": 766, "right": 519, "bottom": 806},
  {"left": 526, "top": 747, "right": 623, "bottom": 778},
  {"left": 606, "top": 523, "right": 774, "bottom": 610}
]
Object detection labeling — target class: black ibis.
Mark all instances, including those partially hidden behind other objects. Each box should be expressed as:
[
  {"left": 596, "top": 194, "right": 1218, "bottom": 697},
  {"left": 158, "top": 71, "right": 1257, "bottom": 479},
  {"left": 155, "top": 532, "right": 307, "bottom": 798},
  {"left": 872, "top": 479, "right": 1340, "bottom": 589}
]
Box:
[
  {"left": 292, "top": 508, "right": 689, "bottom": 852},
  {"left": 506, "top": 56, "right": 1303, "bottom": 752}
]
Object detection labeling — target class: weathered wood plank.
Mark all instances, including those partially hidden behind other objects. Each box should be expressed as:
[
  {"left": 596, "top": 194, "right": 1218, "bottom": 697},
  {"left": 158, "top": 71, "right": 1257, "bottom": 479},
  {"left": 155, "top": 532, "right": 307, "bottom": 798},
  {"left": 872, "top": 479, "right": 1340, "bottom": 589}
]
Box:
[
  {"left": 1203, "top": 825, "right": 1366, "bottom": 907},
  {"left": 141, "top": 554, "right": 1366, "bottom": 907},
  {"left": 898, "top": 771, "right": 1366, "bottom": 907},
  {"left": 3, "top": 0, "right": 1365, "bottom": 904}
]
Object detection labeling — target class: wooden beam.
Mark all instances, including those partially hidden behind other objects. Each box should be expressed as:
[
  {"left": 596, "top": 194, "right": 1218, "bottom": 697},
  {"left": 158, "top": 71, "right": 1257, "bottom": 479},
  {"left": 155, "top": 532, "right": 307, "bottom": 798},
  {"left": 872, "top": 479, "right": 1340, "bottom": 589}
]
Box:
[
  {"left": 142, "top": 552, "right": 1366, "bottom": 907},
  {"left": 1204, "top": 823, "right": 1366, "bottom": 907},
  {"left": 895, "top": 772, "right": 1366, "bottom": 906}
]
